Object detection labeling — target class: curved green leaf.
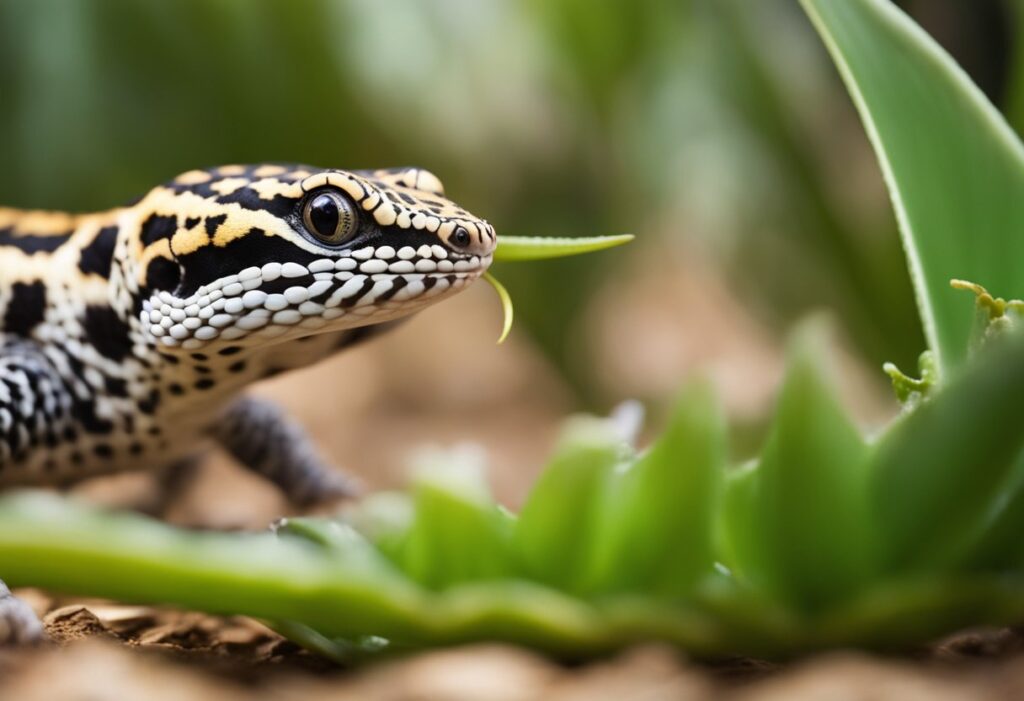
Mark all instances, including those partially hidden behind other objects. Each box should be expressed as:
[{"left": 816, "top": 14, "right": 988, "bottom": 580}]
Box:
[
  {"left": 801, "top": 0, "right": 1024, "bottom": 375},
  {"left": 483, "top": 271, "right": 515, "bottom": 344}
]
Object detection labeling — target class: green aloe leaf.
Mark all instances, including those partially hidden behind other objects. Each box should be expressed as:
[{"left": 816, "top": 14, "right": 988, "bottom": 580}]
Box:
[
  {"left": 0, "top": 492, "right": 428, "bottom": 642},
  {"left": 801, "top": 0, "right": 1024, "bottom": 376},
  {"left": 493, "top": 235, "right": 634, "bottom": 262},
  {"left": 961, "top": 449, "right": 1024, "bottom": 572},
  {"left": 275, "top": 517, "right": 371, "bottom": 553},
  {"left": 869, "top": 330, "right": 1024, "bottom": 572},
  {"left": 512, "top": 417, "right": 630, "bottom": 593},
  {"left": 717, "top": 461, "right": 759, "bottom": 581},
  {"left": 722, "top": 320, "right": 872, "bottom": 611},
  {"left": 583, "top": 380, "right": 726, "bottom": 598},
  {"left": 0, "top": 492, "right": 616, "bottom": 654},
  {"left": 389, "top": 448, "right": 515, "bottom": 589}
]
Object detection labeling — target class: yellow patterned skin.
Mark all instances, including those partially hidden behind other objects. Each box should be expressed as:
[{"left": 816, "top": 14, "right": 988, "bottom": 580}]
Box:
[{"left": 0, "top": 164, "right": 495, "bottom": 487}]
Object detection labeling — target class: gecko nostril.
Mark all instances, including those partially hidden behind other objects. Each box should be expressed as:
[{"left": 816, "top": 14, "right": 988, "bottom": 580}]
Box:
[{"left": 451, "top": 226, "right": 471, "bottom": 248}]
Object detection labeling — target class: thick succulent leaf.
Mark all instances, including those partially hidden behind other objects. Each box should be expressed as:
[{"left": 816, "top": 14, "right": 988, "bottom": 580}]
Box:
[
  {"left": 724, "top": 321, "right": 872, "bottom": 611},
  {"left": 11, "top": 487, "right": 1024, "bottom": 657},
  {"left": 582, "top": 380, "right": 726, "bottom": 598},
  {"left": 801, "top": 0, "right": 1024, "bottom": 375},
  {"left": 391, "top": 448, "right": 515, "bottom": 589},
  {"left": 868, "top": 330, "right": 1024, "bottom": 571},
  {"left": 512, "top": 417, "right": 630, "bottom": 593},
  {"left": 342, "top": 491, "right": 417, "bottom": 567},
  {"left": 964, "top": 450, "right": 1024, "bottom": 571},
  {"left": 717, "top": 461, "right": 760, "bottom": 581},
  {"left": 0, "top": 492, "right": 428, "bottom": 641},
  {"left": 0, "top": 492, "right": 612, "bottom": 653},
  {"left": 275, "top": 517, "right": 373, "bottom": 554},
  {"left": 814, "top": 574, "right": 1024, "bottom": 652}
]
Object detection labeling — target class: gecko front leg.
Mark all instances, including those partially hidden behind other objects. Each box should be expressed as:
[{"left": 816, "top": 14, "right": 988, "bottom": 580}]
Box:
[{"left": 210, "top": 396, "right": 361, "bottom": 507}]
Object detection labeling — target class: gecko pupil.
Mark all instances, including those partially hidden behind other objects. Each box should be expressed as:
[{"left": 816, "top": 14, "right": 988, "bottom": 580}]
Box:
[
  {"left": 302, "top": 190, "right": 358, "bottom": 244},
  {"left": 309, "top": 195, "right": 340, "bottom": 238}
]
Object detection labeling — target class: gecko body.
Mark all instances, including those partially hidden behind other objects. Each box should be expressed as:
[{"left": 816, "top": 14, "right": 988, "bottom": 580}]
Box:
[{"left": 0, "top": 164, "right": 496, "bottom": 642}]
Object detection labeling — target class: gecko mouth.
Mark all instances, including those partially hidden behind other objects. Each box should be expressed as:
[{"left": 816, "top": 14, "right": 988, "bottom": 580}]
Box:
[{"left": 143, "top": 244, "right": 492, "bottom": 350}]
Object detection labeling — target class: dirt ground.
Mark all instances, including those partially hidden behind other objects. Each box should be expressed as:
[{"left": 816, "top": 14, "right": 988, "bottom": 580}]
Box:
[
  {"left": 4, "top": 601, "right": 1024, "bottom": 700},
  {"left": 2, "top": 256, "right": 960, "bottom": 699}
]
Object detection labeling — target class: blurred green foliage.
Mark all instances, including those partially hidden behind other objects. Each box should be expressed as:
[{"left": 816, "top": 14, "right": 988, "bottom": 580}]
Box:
[
  {"left": 4, "top": 324, "right": 1024, "bottom": 659},
  {"left": 0, "top": 0, "right": 1011, "bottom": 404}
]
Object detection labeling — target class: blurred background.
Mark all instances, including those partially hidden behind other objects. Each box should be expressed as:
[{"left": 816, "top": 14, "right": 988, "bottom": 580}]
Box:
[{"left": 0, "top": 0, "right": 1016, "bottom": 522}]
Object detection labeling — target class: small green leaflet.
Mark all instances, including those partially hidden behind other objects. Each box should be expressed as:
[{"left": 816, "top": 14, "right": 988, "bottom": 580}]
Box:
[
  {"left": 492, "top": 235, "right": 634, "bottom": 262},
  {"left": 484, "top": 235, "right": 634, "bottom": 342}
]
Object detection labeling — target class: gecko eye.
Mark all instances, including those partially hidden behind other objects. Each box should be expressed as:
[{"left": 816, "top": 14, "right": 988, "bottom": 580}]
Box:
[
  {"left": 451, "top": 226, "right": 471, "bottom": 248},
  {"left": 302, "top": 190, "right": 358, "bottom": 244}
]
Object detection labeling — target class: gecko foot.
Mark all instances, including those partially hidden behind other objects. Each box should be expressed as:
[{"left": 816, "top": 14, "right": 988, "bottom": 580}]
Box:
[{"left": 0, "top": 582, "right": 45, "bottom": 646}]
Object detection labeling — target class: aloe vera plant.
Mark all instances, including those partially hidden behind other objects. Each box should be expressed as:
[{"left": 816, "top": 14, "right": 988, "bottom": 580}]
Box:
[{"left": 1, "top": 0, "right": 1024, "bottom": 660}]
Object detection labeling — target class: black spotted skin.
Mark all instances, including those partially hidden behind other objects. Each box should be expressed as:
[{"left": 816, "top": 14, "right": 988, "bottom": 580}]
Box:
[{"left": 0, "top": 164, "right": 496, "bottom": 487}]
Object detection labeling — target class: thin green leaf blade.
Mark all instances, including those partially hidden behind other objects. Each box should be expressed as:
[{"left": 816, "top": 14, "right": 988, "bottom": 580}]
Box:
[
  {"left": 801, "top": 0, "right": 1024, "bottom": 374},
  {"left": 493, "top": 235, "right": 634, "bottom": 262}
]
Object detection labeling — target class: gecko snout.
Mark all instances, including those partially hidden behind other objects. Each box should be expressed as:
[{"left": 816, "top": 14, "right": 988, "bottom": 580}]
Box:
[{"left": 444, "top": 222, "right": 496, "bottom": 258}]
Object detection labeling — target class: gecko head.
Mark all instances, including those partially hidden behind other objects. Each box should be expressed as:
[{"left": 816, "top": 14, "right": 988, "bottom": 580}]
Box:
[{"left": 132, "top": 164, "right": 496, "bottom": 352}]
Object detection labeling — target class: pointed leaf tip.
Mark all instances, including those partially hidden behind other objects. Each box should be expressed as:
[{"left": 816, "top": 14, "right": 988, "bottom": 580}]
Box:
[{"left": 493, "top": 234, "right": 634, "bottom": 262}]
